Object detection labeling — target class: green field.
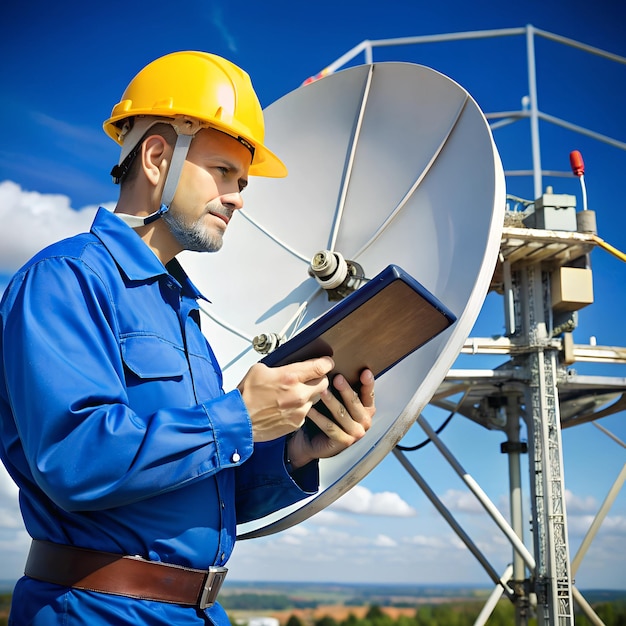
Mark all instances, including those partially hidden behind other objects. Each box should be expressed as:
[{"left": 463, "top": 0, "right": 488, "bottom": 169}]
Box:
[{"left": 2, "top": 582, "right": 625, "bottom": 626}]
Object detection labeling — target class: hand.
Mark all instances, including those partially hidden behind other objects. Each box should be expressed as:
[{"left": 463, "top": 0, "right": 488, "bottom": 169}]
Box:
[
  {"left": 237, "top": 357, "right": 334, "bottom": 442},
  {"left": 286, "top": 369, "right": 376, "bottom": 469}
]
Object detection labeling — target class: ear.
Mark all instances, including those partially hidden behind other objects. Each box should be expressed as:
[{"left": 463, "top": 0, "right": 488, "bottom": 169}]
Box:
[{"left": 141, "top": 135, "right": 170, "bottom": 187}]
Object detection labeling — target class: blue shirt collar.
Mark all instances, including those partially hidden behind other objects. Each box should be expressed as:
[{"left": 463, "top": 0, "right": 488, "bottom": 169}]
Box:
[{"left": 91, "top": 207, "right": 207, "bottom": 302}]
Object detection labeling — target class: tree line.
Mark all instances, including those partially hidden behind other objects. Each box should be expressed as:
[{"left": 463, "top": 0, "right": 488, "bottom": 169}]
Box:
[
  {"left": 3, "top": 592, "right": 625, "bottom": 625},
  {"left": 274, "top": 601, "right": 626, "bottom": 626}
]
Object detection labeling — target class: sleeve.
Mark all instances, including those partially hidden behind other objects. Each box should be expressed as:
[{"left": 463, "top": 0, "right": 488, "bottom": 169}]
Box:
[
  {"left": 235, "top": 436, "right": 319, "bottom": 524},
  {"left": 1, "top": 257, "right": 253, "bottom": 512}
]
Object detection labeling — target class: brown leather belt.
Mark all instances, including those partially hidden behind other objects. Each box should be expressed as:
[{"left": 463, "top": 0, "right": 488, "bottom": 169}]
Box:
[{"left": 25, "top": 540, "right": 227, "bottom": 609}]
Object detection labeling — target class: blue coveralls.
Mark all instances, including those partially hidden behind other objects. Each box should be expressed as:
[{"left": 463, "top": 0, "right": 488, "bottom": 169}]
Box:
[{"left": 0, "top": 207, "right": 317, "bottom": 625}]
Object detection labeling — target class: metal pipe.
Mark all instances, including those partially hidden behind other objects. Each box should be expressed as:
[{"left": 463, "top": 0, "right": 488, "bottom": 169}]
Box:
[
  {"left": 367, "top": 27, "right": 526, "bottom": 48},
  {"left": 537, "top": 111, "right": 626, "bottom": 152},
  {"left": 525, "top": 24, "right": 543, "bottom": 200},
  {"left": 592, "top": 235, "right": 626, "bottom": 263},
  {"left": 364, "top": 41, "right": 373, "bottom": 65},
  {"left": 592, "top": 422, "right": 626, "bottom": 448},
  {"left": 473, "top": 564, "right": 515, "bottom": 626},
  {"left": 572, "top": 586, "right": 606, "bottom": 626},
  {"left": 415, "top": 413, "right": 537, "bottom": 571},
  {"left": 392, "top": 448, "right": 514, "bottom": 597},
  {"left": 534, "top": 27, "right": 626, "bottom": 66},
  {"left": 502, "top": 259, "right": 516, "bottom": 336},
  {"left": 323, "top": 40, "right": 370, "bottom": 75},
  {"left": 571, "top": 463, "right": 626, "bottom": 576},
  {"left": 506, "top": 411, "right": 526, "bottom": 583}
]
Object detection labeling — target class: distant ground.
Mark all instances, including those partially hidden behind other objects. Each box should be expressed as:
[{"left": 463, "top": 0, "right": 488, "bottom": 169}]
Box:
[
  {"left": 3, "top": 579, "right": 625, "bottom": 602},
  {"left": 259, "top": 604, "right": 429, "bottom": 625},
  {"left": 218, "top": 583, "right": 626, "bottom": 626},
  {"left": 220, "top": 581, "right": 493, "bottom": 606},
  {"left": 219, "top": 581, "right": 626, "bottom": 610},
  {"left": 2, "top": 580, "right": 625, "bottom": 616},
  {"left": 220, "top": 581, "right": 626, "bottom": 601}
]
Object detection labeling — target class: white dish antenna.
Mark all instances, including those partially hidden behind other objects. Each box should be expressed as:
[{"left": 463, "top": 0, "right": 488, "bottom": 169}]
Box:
[{"left": 180, "top": 62, "right": 506, "bottom": 537}]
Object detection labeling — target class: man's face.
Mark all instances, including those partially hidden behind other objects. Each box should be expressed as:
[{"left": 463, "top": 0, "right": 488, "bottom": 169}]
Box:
[{"left": 163, "top": 128, "right": 251, "bottom": 253}]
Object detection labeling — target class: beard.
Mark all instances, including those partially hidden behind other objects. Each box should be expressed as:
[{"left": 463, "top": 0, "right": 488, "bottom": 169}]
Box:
[{"left": 162, "top": 198, "right": 233, "bottom": 253}]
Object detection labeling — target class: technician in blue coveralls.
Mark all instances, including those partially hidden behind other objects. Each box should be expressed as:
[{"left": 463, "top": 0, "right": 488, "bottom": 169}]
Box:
[{"left": 0, "top": 51, "right": 376, "bottom": 625}]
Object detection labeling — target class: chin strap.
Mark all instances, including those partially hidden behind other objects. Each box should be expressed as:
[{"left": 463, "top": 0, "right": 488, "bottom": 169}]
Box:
[
  {"left": 114, "top": 131, "right": 194, "bottom": 229},
  {"left": 160, "top": 133, "right": 193, "bottom": 209},
  {"left": 115, "top": 204, "right": 169, "bottom": 228}
]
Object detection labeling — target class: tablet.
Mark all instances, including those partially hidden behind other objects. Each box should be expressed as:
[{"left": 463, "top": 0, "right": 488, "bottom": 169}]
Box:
[{"left": 261, "top": 264, "right": 456, "bottom": 386}]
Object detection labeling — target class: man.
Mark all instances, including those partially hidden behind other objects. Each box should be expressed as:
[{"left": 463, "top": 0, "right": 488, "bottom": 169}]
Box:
[{"left": 0, "top": 51, "right": 375, "bottom": 625}]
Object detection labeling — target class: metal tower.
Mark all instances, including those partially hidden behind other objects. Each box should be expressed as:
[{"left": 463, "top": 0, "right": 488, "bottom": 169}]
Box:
[
  {"left": 316, "top": 25, "right": 626, "bottom": 626},
  {"left": 422, "top": 203, "right": 626, "bottom": 626}
]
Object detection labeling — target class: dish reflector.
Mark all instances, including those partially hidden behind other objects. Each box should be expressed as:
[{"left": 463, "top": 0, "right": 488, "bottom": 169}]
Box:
[{"left": 180, "top": 62, "right": 505, "bottom": 537}]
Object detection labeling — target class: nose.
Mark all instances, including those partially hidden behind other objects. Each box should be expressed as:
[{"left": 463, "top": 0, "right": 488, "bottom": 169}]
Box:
[{"left": 221, "top": 191, "right": 244, "bottom": 212}]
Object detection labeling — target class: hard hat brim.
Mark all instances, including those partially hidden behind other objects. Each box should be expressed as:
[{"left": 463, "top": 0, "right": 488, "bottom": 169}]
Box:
[{"left": 104, "top": 112, "right": 287, "bottom": 179}]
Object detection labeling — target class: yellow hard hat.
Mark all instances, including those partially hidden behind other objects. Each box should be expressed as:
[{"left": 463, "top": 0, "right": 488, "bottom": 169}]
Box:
[{"left": 103, "top": 51, "right": 287, "bottom": 178}]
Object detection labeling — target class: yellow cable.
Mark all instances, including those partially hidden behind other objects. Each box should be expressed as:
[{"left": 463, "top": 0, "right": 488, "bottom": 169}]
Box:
[{"left": 592, "top": 234, "right": 626, "bottom": 263}]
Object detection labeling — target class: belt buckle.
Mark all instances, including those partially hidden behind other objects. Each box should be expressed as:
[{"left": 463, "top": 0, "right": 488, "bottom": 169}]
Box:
[{"left": 198, "top": 566, "right": 228, "bottom": 609}]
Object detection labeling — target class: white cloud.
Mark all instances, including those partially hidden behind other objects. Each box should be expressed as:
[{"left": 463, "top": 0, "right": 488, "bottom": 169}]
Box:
[
  {"left": 373, "top": 534, "right": 397, "bottom": 547},
  {"left": 275, "top": 524, "right": 310, "bottom": 545},
  {"left": 315, "top": 526, "right": 373, "bottom": 546},
  {"left": 0, "top": 466, "right": 20, "bottom": 530},
  {"left": 283, "top": 524, "right": 309, "bottom": 538},
  {"left": 0, "top": 466, "right": 18, "bottom": 498},
  {"left": 568, "top": 513, "right": 626, "bottom": 537},
  {"left": 441, "top": 489, "right": 485, "bottom": 515},
  {"left": 0, "top": 465, "right": 28, "bottom": 580},
  {"left": 565, "top": 489, "right": 598, "bottom": 514},
  {"left": 230, "top": 498, "right": 626, "bottom": 586},
  {"left": 404, "top": 534, "right": 451, "bottom": 549},
  {"left": 600, "top": 515, "right": 626, "bottom": 534},
  {"left": 330, "top": 485, "right": 416, "bottom": 517},
  {"left": 0, "top": 180, "right": 106, "bottom": 273},
  {"left": 0, "top": 181, "right": 116, "bottom": 578},
  {"left": 279, "top": 533, "right": 305, "bottom": 546},
  {"left": 309, "top": 509, "right": 359, "bottom": 527}
]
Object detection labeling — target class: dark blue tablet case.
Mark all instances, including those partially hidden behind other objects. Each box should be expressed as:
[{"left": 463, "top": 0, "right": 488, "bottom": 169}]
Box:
[{"left": 261, "top": 264, "right": 456, "bottom": 386}]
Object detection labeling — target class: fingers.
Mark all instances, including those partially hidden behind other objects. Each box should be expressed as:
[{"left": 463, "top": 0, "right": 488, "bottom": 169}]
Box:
[
  {"left": 238, "top": 357, "right": 337, "bottom": 443},
  {"left": 318, "top": 369, "right": 376, "bottom": 433},
  {"left": 331, "top": 369, "right": 376, "bottom": 414},
  {"left": 307, "top": 401, "right": 363, "bottom": 443},
  {"left": 288, "top": 356, "right": 335, "bottom": 382},
  {"left": 318, "top": 388, "right": 359, "bottom": 435},
  {"left": 276, "top": 356, "right": 335, "bottom": 406},
  {"left": 297, "top": 369, "right": 377, "bottom": 462},
  {"left": 326, "top": 375, "right": 360, "bottom": 425},
  {"left": 359, "top": 369, "right": 376, "bottom": 409}
]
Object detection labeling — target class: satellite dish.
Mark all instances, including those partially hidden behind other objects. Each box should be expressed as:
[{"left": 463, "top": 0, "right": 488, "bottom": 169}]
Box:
[{"left": 180, "top": 62, "right": 505, "bottom": 537}]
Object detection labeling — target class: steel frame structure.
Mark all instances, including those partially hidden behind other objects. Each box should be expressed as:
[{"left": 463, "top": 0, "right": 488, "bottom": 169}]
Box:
[{"left": 314, "top": 25, "right": 626, "bottom": 626}]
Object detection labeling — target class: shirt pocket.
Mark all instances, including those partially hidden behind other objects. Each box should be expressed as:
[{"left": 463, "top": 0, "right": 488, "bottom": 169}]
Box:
[{"left": 121, "top": 334, "right": 188, "bottom": 380}]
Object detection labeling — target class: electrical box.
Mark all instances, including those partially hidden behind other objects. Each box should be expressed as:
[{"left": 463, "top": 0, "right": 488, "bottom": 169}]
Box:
[
  {"left": 551, "top": 266, "right": 594, "bottom": 312},
  {"left": 524, "top": 192, "right": 578, "bottom": 231}
]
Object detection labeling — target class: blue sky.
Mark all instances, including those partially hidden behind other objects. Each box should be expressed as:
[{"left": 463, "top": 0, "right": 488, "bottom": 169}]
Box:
[{"left": 1, "top": 0, "right": 625, "bottom": 592}]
